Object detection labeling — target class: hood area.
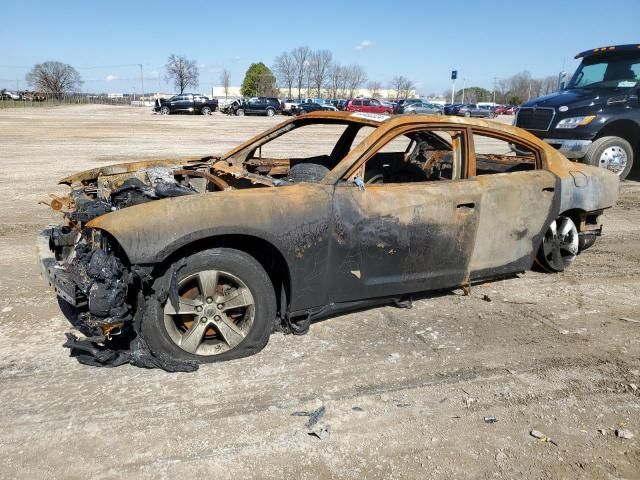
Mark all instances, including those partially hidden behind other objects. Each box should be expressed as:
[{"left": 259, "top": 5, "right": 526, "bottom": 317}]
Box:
[{"left": 521, "top": 88, "right": 638, "bottom": 111}]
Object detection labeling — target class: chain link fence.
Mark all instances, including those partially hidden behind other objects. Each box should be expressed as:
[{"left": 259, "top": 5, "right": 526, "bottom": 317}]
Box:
[{"left": 0, "top": 93, "right": 153, "bottom": 109}]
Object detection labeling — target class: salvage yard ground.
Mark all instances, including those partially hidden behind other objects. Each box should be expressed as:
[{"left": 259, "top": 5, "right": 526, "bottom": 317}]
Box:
[{"left": 0, "top": 105, "right": 639, "bottom": 479}]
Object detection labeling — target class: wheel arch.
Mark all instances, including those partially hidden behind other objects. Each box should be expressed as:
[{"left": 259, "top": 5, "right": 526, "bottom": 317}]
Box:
[
  {"left": 595, "top": 119, "right": 640, "bottom": 174},
  {"left": 152, "top": 234, "right": 292, "bottom": 316}
]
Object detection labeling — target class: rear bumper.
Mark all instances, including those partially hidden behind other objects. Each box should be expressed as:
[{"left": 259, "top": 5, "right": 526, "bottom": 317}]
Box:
[{"left": 36, "top": 228, "right": 86, "bottom": 307}]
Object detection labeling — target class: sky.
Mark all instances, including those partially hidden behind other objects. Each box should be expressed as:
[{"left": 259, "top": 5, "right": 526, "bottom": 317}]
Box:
[{"left": 1, "top": 0, "right": 638, "bottom": 96}]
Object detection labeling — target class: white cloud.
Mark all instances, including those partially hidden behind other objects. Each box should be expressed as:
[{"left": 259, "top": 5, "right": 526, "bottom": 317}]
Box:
[
  {"left": 354, "top": 40, "right": 373, "bottom": 51},
  {"left": 105, "top": 74, "right": 119, "bottom": 81}
]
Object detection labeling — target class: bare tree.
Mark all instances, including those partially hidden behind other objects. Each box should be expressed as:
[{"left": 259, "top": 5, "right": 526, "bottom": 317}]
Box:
[
  {"left": 165, "top": 54, "right": 199, "bottom": 94},
  {"left": 291, "top": 46, "right": 311, "bottom": 100},
  {"left": 308, "top": 49, "right": 332, "bottom": 97},
  {"left": 25, "top": 61, "right": 82, "bottom": 97},
  {"left": 367, "top": 81, "right": 382, "bottom": 98},
  {"left": 344, "top": 64, "right": 367, "bottom": 98},
  {"left": 220, "top": 69, "right": 231, "bottom": 98},
  {"left": 390, "top": 76, "right": 415, "bottom": 100},
  {"left": 273, "top": 51, "right": 295, "bottom": 98},
  {"left": 328, "top": 63, "right": 343, "bottom": 99}
]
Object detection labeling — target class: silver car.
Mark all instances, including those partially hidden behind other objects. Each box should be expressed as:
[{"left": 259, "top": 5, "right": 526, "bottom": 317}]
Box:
[{"left": 402, "top": 101, "right": 443, "bottom": 115}]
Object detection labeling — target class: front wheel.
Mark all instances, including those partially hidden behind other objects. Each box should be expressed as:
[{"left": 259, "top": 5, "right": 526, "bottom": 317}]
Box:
[
  {"left": 266, "top": 108, "right": 275, "bottom": 117},
  {"left": 160, "top": 106, "right": 170, "bottom": 115},
  {"left": 141, "top": 248, "right": 276, "bottom": 363},
  {"left": 236, "top": 108, "right": 245, "bottom": 116},
  {"left": 583, "top": 136, "right": 633, "bottom": 179},
  {"left": 535, "top": 216, "right": 579, "bottom": 272}
]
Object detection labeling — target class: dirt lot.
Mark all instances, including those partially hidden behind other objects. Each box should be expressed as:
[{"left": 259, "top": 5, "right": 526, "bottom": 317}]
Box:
[{"left": 0, "top": 105, "right": 638, "bottom": 479}]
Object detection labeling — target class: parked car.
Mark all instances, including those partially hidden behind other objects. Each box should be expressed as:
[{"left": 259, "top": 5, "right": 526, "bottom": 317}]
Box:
[
  {"left": 281, "top": 98, "right": 301, "bottom": 115},
  {"left": 346, "top": 98, "right": 393, "bottom": 114},
  {"left": 400, "top": 101, "right": 443, "bottom": 115},
  {"left": 1, "top": 90, "right": 21, "bottom": 100},
  {"left": 290, "top": 102, "right": 335, "bottom": 115},
  {"left": 457, "top": 104, "right": 496, "bottom": 118},
  {"left": 331, "top": 99, "right": 348, "bottom": 111},
  {"left": 504, "top": 105, "right": 519, "bottom": 115},
  {"left": 444, "top": 103, "right": 464, "bottom": 115},
  {"left": 235, "top": 97, "right": 281, "bottom": 116},
  {"left": 154, "top": 94, "right": 218, "bottom": 115},
  {"left": 494, "top": 105, "right": 507, "bottom": 115},
  {"left": 39, "top": 111, "right": 618, "bottom": 369},
  {"left": 394, "top": 98, "right": 421, "bottom": 114}
]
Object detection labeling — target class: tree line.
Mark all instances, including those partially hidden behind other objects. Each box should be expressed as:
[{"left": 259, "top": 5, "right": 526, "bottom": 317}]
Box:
[
  {"left": 443, "top": 71, "right": 559, "bottom": 105},
  {"left": 22, "top": 55, "right": 562, "bottom": 105}
]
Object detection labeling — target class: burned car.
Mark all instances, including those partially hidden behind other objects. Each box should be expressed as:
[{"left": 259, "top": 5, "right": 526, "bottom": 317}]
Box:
[{"left": 38, "top": 112, "right": 619, "bottom": 369}]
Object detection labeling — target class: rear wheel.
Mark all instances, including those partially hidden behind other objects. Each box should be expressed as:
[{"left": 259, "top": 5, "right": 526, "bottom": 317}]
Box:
[
  {"left": 536, "top": 216, "right": 579, "bottom": 272},
  {"left": 201, "top": 106, "right": 211, "bottom": 115},
  {"left": 583, "top": 136, "right": 633, "bottom": 179},
  {"left": 141, "top": 248, "right": 276, "bottom": 363}
]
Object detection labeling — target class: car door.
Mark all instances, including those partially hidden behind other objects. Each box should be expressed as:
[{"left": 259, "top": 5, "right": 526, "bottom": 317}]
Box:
[
  {"left": 329, "top": 126, "right": 482, "bottom": 302},
  {"left": 467, "top": 128, "right": 561, "bottom": 280},
  {"left": 167, "top": 95, "right": 181, "bottom": 113}
]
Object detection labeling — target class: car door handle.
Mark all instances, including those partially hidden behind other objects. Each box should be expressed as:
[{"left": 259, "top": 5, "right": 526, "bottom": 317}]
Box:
[
  {"left": 457, "top": 202, "right": 475, "bottom": 210},
  {"left": 542, "top": 187, "right": 555, "bottom": 193}
]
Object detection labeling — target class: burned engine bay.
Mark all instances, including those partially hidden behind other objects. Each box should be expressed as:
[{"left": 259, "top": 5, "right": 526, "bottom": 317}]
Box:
[{"left": 43, "top": 156, "right": 292, "bottom": 371}]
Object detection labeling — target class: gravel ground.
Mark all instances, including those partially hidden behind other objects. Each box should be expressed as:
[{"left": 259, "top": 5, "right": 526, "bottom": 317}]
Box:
[{"left": 0, "top": 105, "right": 638, "bottom": 480}]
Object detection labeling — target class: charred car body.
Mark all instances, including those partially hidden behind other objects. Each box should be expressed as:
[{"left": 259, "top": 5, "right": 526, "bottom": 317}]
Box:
[{"left": 38, "top": 112, "right": 619, "bottom": 369}]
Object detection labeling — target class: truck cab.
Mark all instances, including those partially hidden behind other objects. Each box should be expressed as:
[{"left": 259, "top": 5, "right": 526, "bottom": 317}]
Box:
[{"left": 515, "top": 44, "right": 640, "bottom": 179}]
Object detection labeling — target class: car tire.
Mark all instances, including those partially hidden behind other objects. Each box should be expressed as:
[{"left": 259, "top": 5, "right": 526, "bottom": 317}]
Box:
[
  {"left": 160, "top": 106, "right": 170, "bottom": 115},
  {"left": 583, "top": 136, "right": 633, "bottom": 179},
  {"left": 266, "top": 108, "right": 275, "bottom": 117},
  {"left": 286, "top": 163, "right": 330, "bottom": 183},
  {"left": 141, "top": 248, "right": 276, "bottom": 363},
  {"left": 535, "top": 216, "right": 579, "bottom": 273},
  {"left": 201, "top": 106, "right": 211, "bottom": 115},
  {"left": 464, "top": 111, "right": 471, "bottom": 117},
  {"left": 236, "top": 108, "right": 245, "bottom": 116},
  {"left": 297, "top": 109, "right": 306, "bottom": 116}
]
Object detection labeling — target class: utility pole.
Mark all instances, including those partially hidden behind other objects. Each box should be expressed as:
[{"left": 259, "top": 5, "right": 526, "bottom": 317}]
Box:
[
  {"left": 139, "top": 64, "right": 144, "bottom": 103},
  {"left": 527, "top": 80, "right": 532, "bottom": 101},
  {"left": 461, "top": 78, "right": 466, "bottom": 104},
  {"left": 492, "top": 77, "right": 497, "bottom": 104},
  {"left": 451, "top": 70, "right": 457, "bottom": 104}
]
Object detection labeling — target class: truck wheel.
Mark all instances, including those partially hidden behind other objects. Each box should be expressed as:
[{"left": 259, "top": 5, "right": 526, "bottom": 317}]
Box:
[
  {"left": 266, "top": 108, "right": 275, "bottom": 117},
  {"left": 160, "top": 106, "right": 170, "bottom": 115},
  {"left": 201, "top": 106, "right": 211, "bottom": 115},
  {"left": 236, "top": 108, "right": 245, "bottom": 116},
  {"left": 584, "top": 136, "right": 633, "bottom": 179},
  {"left": 141, "top": 248, "right": 276, "bottom": 363}
]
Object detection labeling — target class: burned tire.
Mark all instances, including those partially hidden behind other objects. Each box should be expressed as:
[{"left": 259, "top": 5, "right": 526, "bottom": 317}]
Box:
[
  {"left": 286, "top": 163, "right": 330, "bottom": 183},
  {"left": 583, "top": 136, "right": 633, "bottom": 179},
  {"left": 141, "top": 248, "right": 276, "bottom": 363},
  {"left": 535, "top": 216, "right": 579, "bottom": 273}
]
